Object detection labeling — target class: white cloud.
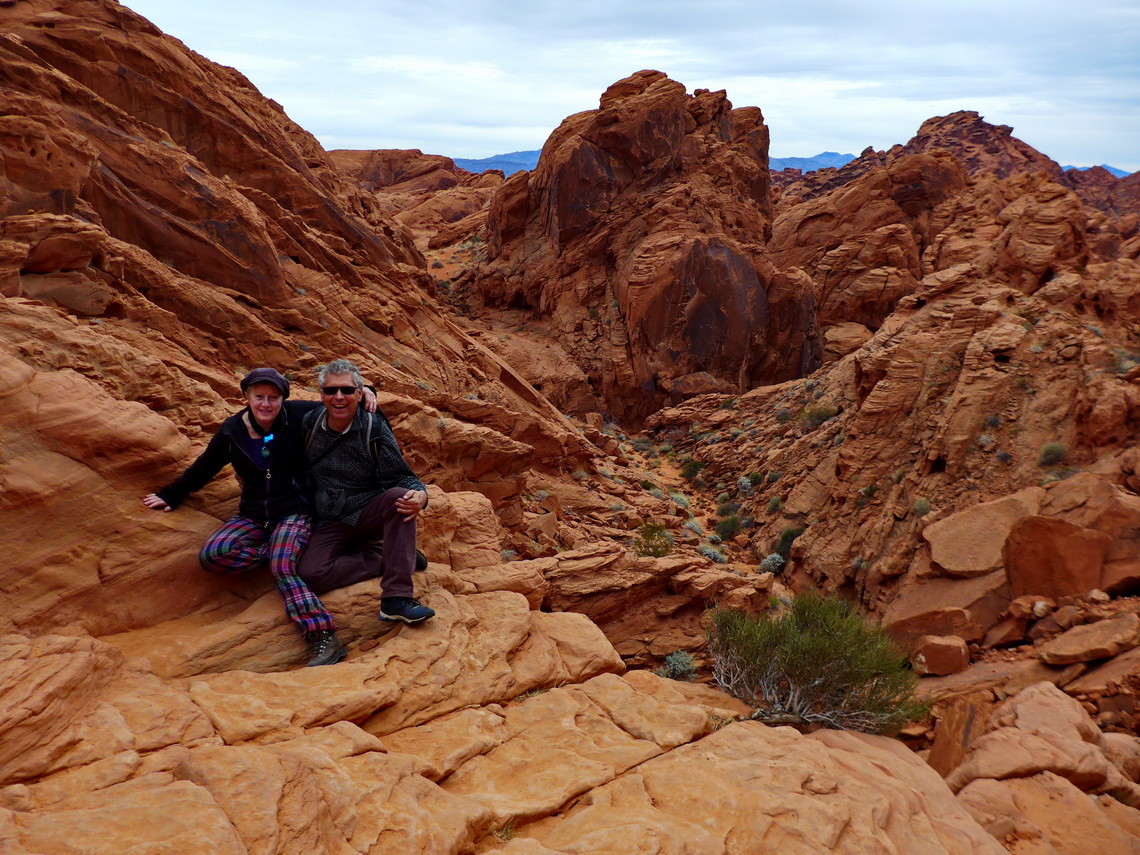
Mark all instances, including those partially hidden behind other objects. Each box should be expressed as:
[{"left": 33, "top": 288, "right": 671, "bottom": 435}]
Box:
[{"left": 121, "top": 0, "right": 1140, "bottom": 171}]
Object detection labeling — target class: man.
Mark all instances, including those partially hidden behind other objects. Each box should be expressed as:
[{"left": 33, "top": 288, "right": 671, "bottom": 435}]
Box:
[{"left": 297, "top": 358, "right": 435, "bottom": 625}]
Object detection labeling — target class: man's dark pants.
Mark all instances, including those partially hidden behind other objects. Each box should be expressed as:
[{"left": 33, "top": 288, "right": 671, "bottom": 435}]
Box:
[{"left": 297, "top": 487, "right": 416, "bottom": 598}]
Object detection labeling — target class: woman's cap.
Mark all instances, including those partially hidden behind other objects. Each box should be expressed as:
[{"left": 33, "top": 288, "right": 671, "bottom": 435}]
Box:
[{"left": 240, "top": 367, "right": 290, "bottom": 399}]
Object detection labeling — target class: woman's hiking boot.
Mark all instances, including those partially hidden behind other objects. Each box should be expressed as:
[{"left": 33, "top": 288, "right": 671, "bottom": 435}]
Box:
[{"left": 306, "top": 630, "right": 347, "bottom": 666}]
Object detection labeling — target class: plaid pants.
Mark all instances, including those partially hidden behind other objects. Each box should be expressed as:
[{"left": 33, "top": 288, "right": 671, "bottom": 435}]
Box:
[{"left": 199, "top": 514, "right": 334, "bottom": 634}]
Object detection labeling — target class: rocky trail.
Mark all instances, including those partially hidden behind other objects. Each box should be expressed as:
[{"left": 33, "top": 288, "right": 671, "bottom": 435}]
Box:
[{"left": 4, "top": 1, "right": 1140, "bottom": 852}]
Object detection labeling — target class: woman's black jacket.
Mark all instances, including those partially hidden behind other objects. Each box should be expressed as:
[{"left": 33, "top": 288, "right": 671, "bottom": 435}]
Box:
[{"left": 156, "top": 400, "right": 321, "bottom": 524}]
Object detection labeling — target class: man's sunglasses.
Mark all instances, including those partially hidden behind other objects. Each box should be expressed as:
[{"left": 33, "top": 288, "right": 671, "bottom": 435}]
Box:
[{"left": 321, "top": 385, "right": 359, "bottom": 396}]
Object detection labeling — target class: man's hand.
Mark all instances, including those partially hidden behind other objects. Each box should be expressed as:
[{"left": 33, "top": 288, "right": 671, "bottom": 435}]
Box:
[
  {"left": 395, "top": 489, "right": 427, "bottom": 521},
  {"left": 361, "top": 386, "right": 378, "bottom": 414},
  {"left": 143, "top": 493, "right": 172, "bottom": 512}
]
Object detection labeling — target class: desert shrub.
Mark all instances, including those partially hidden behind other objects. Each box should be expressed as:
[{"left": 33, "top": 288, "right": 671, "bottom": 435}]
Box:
[
  {"left": 720, "top": 398, "right": 737, "bottom": 410},
  {"left": 748, "top": 472, "right": 765, "bottom": 486},
  {"left": 717, "top": 501, "right": 741, "bottom": 517},
  {"left": 977, "top": 433, "right": 995, "bottom": 448},
  {"left": 658, "top": 442, "right": 674, "bottom": 455},
  {"left": 986, "top": 414, "right": 1002, "bottom": 428},
  {"left": 716, "top": 491, "right": 732, "bottom": 504},
  {"left": 913, "top": 498, "right": 931, "bottom": 517},
  {"left": 632, "top": 437, "right": 655, "bottom": 453},
  {"left": 655, "top": 650, "right": 698, "bottom": 681},
  {"left": 670, "top": 492, "right": 690, "bottom": 509},
  {"left": 758, "top": 553, "right": 785, "bottom": 573},
  {"left": 631, "top": 522, "right": 674, "bottom": 558},
  {"left": 800, "top": 403, "right": 838, "bottom": 431},
  {"left": 1038, "top": 442, "right": 1067, "bottom": 466},
  {"left": 737, "top": 476, "right": 754, "bottom": 497},
  {"left": 681, "top": 459, "right": 706, "bottom": 481},
  {"left": 774, "top": 526, "right": 804, "bottom": 558},
  {"left": 707, "top": 594, "right": 930, "bottom": 734},
  {"left": 767, "top": 496, "right": 784, "bottom": 513},
  {"left": 683, "top": 519, "right": 705, "bottom": 536},
  {"left": 648, "top": 487, "right": 666, "bottom": 500},
  {"left": 699, "top": 545, "right": 728, "bottom": 563},
  {"left": 640, "top": 479, "right": 657, "bottom": 490},
  {"left": 500, "top": 549, "right": 518, "bottom": 561},
  {"left": 715, "top": 515, "right": 742, "bottom": 540},
  {"left": 776, "top": 408, "right": 791, "bottom": 423},
  {"left": 995, "top": 450, "right": 1014, "bottom": 464}
]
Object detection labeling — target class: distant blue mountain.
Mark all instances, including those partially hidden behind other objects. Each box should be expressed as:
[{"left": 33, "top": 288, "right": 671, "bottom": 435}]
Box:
[
  {"left": 1063, "top": 164, "right": 1130, "bottom": 178},
  {"left": 452, "top": 151, "right": 540, "bottom": 175},
  {"left": 451, "top": 149, "right": 858, "bottom": 176},
  {"left": 769, "top": 152, "right": 856, "bottom": 171}
]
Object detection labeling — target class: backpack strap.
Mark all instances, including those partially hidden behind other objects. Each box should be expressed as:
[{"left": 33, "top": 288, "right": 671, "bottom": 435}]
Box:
[{"left": 305, "top": 410, "right": 353, "bottom": 469}]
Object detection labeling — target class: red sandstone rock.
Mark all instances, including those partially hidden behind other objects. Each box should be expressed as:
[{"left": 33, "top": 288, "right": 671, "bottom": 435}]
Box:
[
  {"left": 1039, "top": 613, "right": 1140, "bottom": 665},
  {"left": 474, "top": 70, "right": 817, "bottom": 421},
  {"left": 1004, "top": 516, "right": 1113, "bottom": 599},
  {"left": 913, "top": 635, "right": 971, "bottom": 676}
]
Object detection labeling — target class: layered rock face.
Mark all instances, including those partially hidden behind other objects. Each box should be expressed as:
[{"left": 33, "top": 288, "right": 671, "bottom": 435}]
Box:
[{"left": 472, "top": 70, "right": 819, "bottom": 421}]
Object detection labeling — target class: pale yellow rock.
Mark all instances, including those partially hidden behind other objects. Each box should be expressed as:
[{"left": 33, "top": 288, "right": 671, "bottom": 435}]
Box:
[
  {"left": 361, "top": 591, "right": 622, "bottom": 735},
  {"left": 460, "top": 559, "right": 549, "bottom": 608},
  {"left": 443, "top": 677, "right": 693, "bottom": 824},
  {"left": 99, "top": 669, "right": 216, "bottom": 751},
  {"left": 420, "top": 487, "right": 506, "bottom": 570},
  {"left": 946, "top": 682, "right": 1112, "bottom": 794},
  {"left": 381, "top": 707, "right": 509, "bottom": 781},
  {"left": 959, "top": 772, "right": 1138, "bottom": 855},
  {"left": 6, "top": 777, "right": 245, "bottom": 854},
  {"left": 341, "top": 750, "right": 494, "bottom": 855},
  {"left": 0, "top": 634, "right": 124, "bottom": 785},
  {"left": 177, "top": 742, "right": 367, "bottom": 855},
  {"left": 519, "top": 721, "right": 1004, "bottom": 854},
  {"left": 187, "top": 661, "right": 401, "bottom": 744}
]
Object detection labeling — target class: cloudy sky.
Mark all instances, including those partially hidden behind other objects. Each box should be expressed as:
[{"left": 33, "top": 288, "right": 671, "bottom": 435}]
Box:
[{"left": 126, "top": 0, "right": 1139, "bottom": 172}]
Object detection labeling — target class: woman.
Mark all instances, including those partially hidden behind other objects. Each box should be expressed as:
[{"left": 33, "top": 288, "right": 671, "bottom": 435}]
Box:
[{"left": 144, "top": 367, "right": 371, "bottom": 667}]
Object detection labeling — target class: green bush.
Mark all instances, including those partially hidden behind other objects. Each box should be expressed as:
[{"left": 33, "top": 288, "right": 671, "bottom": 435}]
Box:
[
  {"left": 774, "top": 526, "right": 804, "bottom": 558},
  {"left": 799, "top": 403, "right": 838, "bottom": 431},
  {"left": 631, "top": 522, "right": 674, "bottom": 558},
  {"left": 670, "top": 492, "right": 690, "bottom": 509},
  {"left": 767, "top": 496, "right": 784, "bottom": 513},
  {"left": 717, "top": 501, "right": 741, "bottom": 517},
  {"left": 681, "top": 459, "right": 706, "bottom": 481},
  {"left": 715, "top": 515, "right": 742, "bottom": 540},
  {"left": 913, "top": 498, "right": 931, "bottom": 517},
  {"left": 655, "top": 650, "right": 698, "bottom": 681},
  {"left": 747, "top": 472, "right": 765, "bottom": 486},
  {"left": 707, "top": 594, "right": 930, "bottom": 734},
  {"left": 1038, "top": 442, "right": 1067, "bottom": 466}
]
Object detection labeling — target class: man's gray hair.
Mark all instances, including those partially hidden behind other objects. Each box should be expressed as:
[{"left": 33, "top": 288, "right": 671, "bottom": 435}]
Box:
[{"left": 317, "top": 359, "right": 364, "bottom": 388}]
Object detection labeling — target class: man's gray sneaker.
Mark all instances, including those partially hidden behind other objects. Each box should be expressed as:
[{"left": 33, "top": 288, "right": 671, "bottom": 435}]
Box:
[
  {"left": 306, "top": 630, "right": 347, "bottom": 666},
  {"left": 379, "top": 597, "right": 435, "bottom": 624}
]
